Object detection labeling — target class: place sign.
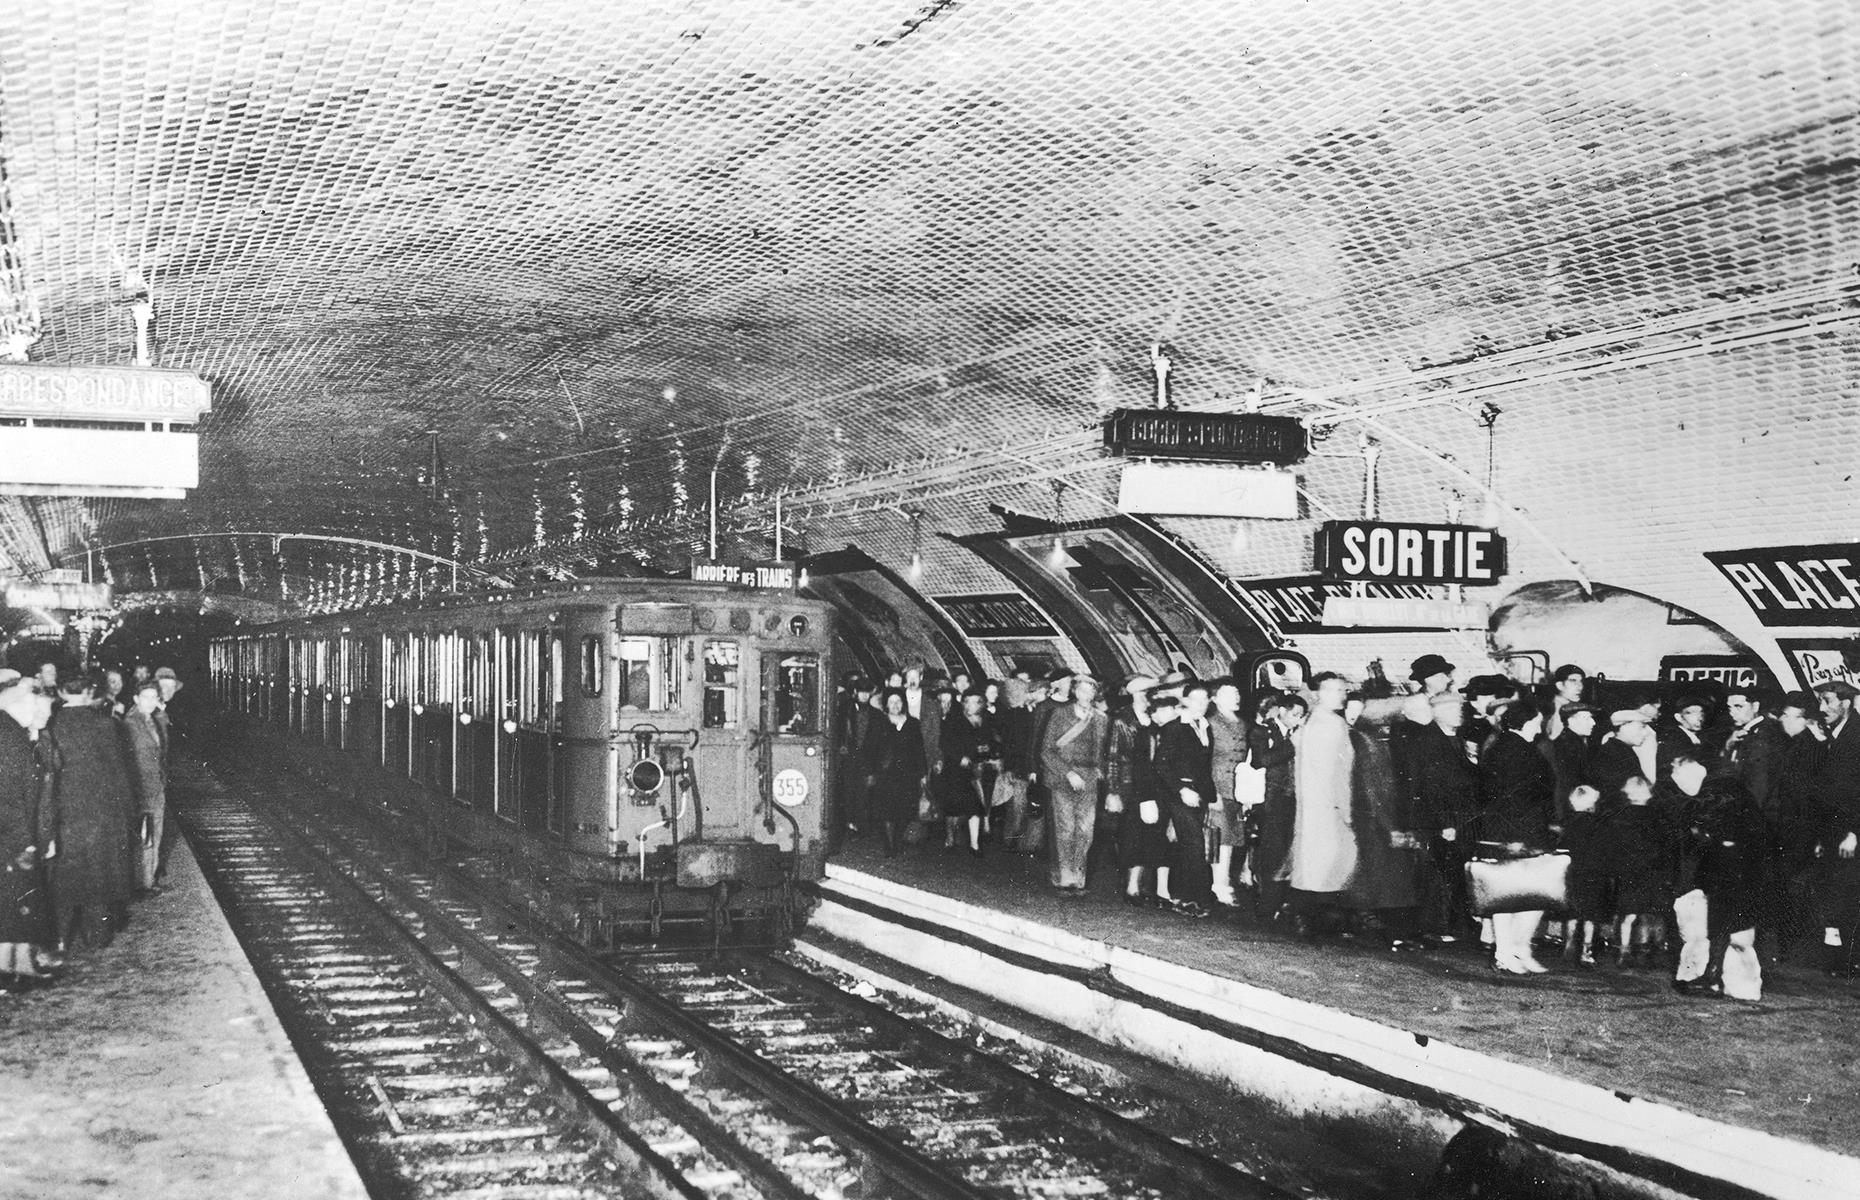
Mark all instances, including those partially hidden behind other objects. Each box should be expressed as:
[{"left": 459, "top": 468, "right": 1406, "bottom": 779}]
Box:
[
  {"left": 688, "top": 558, "right": 796, "bottom": 590},
  {"left": 934, "top": 593, "right": 1058, "bottom": 640},
  {"left": 1704, "top": 542, "right": 1860, "bottom": 627},
  {"left": 4, "top": 581, "right": 114, "bottom": 610},
  {"left": 1321, "top": 595, "right": 1490, "bottom": 630},
  {"left": 1101, "top": 408, "right": 1308, "bottom": 466},
  {"left": 1314, "top": 520, "right": 1507, "bottom": 585},
  {"left": 0, "top": 362, "right": 211, "bottom": 421},
  {"left": 1231, "top": 575, "right": 1449, "bottom": 634}
]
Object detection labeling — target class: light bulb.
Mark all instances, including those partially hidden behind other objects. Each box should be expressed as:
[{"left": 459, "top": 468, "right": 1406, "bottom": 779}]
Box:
[{"left": 908, "top": 552, "right": 923, "bottom": 581}]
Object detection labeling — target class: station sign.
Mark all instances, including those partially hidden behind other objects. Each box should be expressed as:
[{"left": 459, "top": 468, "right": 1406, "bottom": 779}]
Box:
[
  {"left": 1321, "top": 595, "right": 1490, "bottom": 630},
  {"left": 1101, "top": 408, "right": 1307, "bottom": 466},
  {"left": 1704, "top": 542, "right": 1860, "bottom": 627},
  {"left": 0, "top": 362, "right": 211, "bottom": 421},
  {"left": 1231, "top": 575, "right": 1458, "bottom": 634},
  {"left": 688, "top": 558, "right": 797, "bottom": 590},
  {"left": 1775, "top": 638, "right": 1860, "bottom": 691},
  {"left": 4, "top": 581, "right": 114, "bottom": 610},
  {"left": 933, "top": 593, "right": 1058, "bottom": 640},
  {"left": 1314, "top": 520, "right": 1507, "bottom": 585},
  {"left": 1115, "top": 462, "right": 1299, "bottom": 519},
  {"left": 1658, "top": 654, "right": 1768, "bottom": 691}
]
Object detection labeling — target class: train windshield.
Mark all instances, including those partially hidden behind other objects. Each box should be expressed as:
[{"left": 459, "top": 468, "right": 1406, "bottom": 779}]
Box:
[
  {"left": 702, "top": 640, "right": 740, "bottom": 728},
  {"left": 617, "top": 636, "right": 679, "bottom": 712},
  {"left": 769, "top": 653, "right": 820, "bottom": 736}
]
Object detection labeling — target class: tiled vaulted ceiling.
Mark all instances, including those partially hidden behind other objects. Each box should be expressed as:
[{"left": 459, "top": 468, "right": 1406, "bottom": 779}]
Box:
[{"left": 0, "top": 0, "right": 1855, "bottom": 670}]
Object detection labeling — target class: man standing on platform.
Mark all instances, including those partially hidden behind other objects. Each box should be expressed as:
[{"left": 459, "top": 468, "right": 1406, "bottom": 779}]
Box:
[
  {"left": 1286, "top": 673, "right": 1357, "bottom": 935},
  {"left": 1808, "top": 680, "right": 1860, "bottom": 977},
  {"left": 1410, "top": 691, "right": 1480, "bottom": 941},
  {"left": 49, "top": 678, "right": 138, "bottom": 951},
  {"left": 0, "top": 672, "right": 55, "bottom": 988},
  {"left": 1038, "top": 675, "right": 1109, "bottom": 893},
  {"left": 1154, "top": 680, "right": 1217, "bottom": 917},
  {"left": 124, "top": 681, "right": 168, "bottom": 896}
]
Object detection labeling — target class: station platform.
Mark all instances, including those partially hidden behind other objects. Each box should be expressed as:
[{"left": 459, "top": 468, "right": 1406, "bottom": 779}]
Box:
[
  {"left": 0, "top": 833, "right": 366, "bottom": 1200},
  {"left": 817, "top": 836, "right": 1860, "bottom": 1200}
]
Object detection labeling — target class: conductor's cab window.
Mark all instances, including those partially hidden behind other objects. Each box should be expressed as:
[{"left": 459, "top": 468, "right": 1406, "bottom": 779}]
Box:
[
  {"left": 702, "top": 640, "right": 739, "bottom": 729},
  {"left": 771, "top": 653, "right": 820, "bottom": 736},
  {"left": 617, "top": 636, "right": 678, "bottom": 712},
  {"left": 580, "top": 635, "right": 603, "bottom": 697}
]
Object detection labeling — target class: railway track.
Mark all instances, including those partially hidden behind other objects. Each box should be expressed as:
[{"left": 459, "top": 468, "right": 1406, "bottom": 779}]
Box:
[{"left": 179, "top": 760, "right": 1294, "bottom": 1200}]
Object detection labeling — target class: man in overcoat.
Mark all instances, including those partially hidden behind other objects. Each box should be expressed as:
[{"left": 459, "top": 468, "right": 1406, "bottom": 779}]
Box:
[
  {"left": 49, "top": 678, "right": 138, "bottom": 950},
  {"left": 124, "top": 681, "right": 169, "bottom": 894},
  {"left": 1808, "top": 679, "right": 1860, "bottom": 976}
]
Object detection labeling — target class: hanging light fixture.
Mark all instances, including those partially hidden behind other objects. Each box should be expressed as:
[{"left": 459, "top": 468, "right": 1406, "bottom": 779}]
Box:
[
  {"left": 907, "top": 510, "right": 924, "bottom": 581},
  {"left": 1048, "top": 480, "right": 1069, "bottom": 567},
  {"left": 1477, "top": 403, "right": 1505, "bottom": 528}
]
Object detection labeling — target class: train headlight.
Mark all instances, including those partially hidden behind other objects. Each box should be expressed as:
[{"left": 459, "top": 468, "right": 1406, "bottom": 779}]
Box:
[
  {"left": 628, "top": 758, "right": 665, "bottom": 795},
  {"left": 788, "top": 615, "right": 808, "bottom": 636},
  {"left": 805, "top": 745, "right": 817, "bottom": 757}
]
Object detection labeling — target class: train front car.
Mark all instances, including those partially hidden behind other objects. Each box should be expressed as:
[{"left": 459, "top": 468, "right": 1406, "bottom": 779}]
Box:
[
  {"left": 561, "top": 580, "right": 836, "bottom": 945},
  {"left": 210, "top": 576, "right": 836, "bottom": 950}
]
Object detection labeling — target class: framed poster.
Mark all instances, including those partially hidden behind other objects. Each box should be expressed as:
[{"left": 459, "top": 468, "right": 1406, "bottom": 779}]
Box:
[{"left": 1774, "top": 638, "right": 1860, "bottom": 691}]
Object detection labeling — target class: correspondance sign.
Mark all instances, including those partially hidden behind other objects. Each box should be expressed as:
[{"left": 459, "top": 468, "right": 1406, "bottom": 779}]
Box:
[
  {"left": 1704, "top": 543, "right": 1860, "bottom": 627},
  {"left": 1314, "top": 521, "right": 1507, "bottom": 586}
]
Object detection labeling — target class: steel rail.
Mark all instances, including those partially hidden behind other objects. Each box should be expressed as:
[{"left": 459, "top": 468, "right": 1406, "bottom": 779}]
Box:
[{"left": 191, "top": 794, "right": 712, "bottom": 1200}]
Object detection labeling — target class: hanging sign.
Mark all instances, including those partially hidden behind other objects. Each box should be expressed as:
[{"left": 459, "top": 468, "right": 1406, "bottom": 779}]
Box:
[
  {"left": 1704, "top": 543, "right": 1860, "bottom": 627},
  {"left": 0, "top": 362, "right": 211, "bottom": 420},
  {"left": 1775, "top": 638, "right": 1860, "bottom": 691},
  {"left": 1314, "top": 520, "right": 1507, "bottom": 585},
  {"left": 934, "top": 593, "right": 1058, "bottom": 639},
  {"left": 688, "top": 558, "right": 797, "bottom": 590},
  {"left": 1101, "top": 408, "right": 1307, "bottom": 465},
  {"left": 1115, "top": 462, "right": 1300, "bottom": 518},
  {"left": 4, "top": 581, "right": 114, "bottom": 610}
]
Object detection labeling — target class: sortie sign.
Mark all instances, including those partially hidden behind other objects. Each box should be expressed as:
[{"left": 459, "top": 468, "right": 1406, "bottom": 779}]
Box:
[
  {"left": 1704, "top": 543, "right": 1860, "bottom": 627},
  {"left": 1314, "top": 521, "right": 1507, "bottom": 585}
]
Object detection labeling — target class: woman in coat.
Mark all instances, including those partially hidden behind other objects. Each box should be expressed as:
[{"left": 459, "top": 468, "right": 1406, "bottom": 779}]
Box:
[
  {"left": 1477, "top": 701, "right": 1559, "bottom": 974},
  {"left": 941, "top": 690, "right": 1001, "bottom": 856},
  {"left": 1346, "top": 700, "right": 1421, "bottom": 943},
  {"left": 1247, "top": 692, "right": 1303, "bottom": 922},
  {"left": 0, "top": 675, "right": 55, "bottom": 988},
  {"left": 863, "top": 688, "right": 927, "bottom": 857},
  {"left": 49, "top": 678, "right": 139, "bottom": 950}
]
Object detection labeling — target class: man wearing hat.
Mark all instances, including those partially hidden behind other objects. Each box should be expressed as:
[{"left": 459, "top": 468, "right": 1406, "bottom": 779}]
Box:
[
  {"left": 1809, "top": 679, "right": 1860, "bottom": 976},
  {"left": 1024, "top": 667, "right": 1075, "bottom": 838},
  {"left": 1410, "top": 654, "right": 1455, "bottom": 698},
  {"left": 1593, "top": 710, "right": 1659, "bottom": 811}
]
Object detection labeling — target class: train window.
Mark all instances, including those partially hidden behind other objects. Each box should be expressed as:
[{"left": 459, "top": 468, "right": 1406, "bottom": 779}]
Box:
[
  {"left": 702, "top": 640, "right": 740, "bottom": 729},
  {"left": 771, "top": 653, "right": 821, "bottom": 736},
  {"left": 580, "top": 635, "right": 603, "bottom": 696},
  {"left": 617, "top": 637, "right": 677, "bottom": 712}
]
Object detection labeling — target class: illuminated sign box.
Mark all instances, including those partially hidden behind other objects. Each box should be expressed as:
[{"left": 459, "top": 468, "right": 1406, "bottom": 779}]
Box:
[
  {"left": 1314, "top": 520, "right": 1507, "bottom": 586},
  {"left": 0, "top": 427, "right": 198, "bottom": 499},
  {"left": 1704, "top": 542, "right": 1860, "bottom": 627},
  {"left": 688, "top": 559, "right": 797, "bottom": 590},
  {"left": 1116, "top": 462, "right": 1300, "bottom": 519},
  {"left": 5, "top": 581, "right": 114, "bottom": 610},
  {"left": 1101, "top": 408, "right": 1307, "bottom": 465}
]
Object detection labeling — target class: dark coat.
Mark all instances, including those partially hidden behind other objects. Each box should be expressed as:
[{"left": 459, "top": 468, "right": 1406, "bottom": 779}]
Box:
[
  {"left": 997, "top": 705, "right": 1037, "bottom": 776},
  {"left": 1106, "top": 709, "right": 1149, "bottom": 803},
  {"left": 49, "top": 705, "right": 138, "bottom": 914},
  {"left": 1809, "top": 717, "right": 1860, "bottom": 848},
  {"left": 1692, "top": 782, "right": 1767, "bottom": 936},
  {"left": 1478, "top": 731, "right": 1558, "bottom": 850},
  {"left": 1550, "top": 729, "right": 1593, "bottom": 814},
  {"left": 940, "top": 713, "right": 1001, "bottom": 818},
  {"left": 0, "top": 713, "right": 49, "bottom": 947},
  {"left": 1154, "top": 718, "right": 1215, "bottom": 803},
  {"left": 864, "top": 715, "right": 928, "bottom": 825},
  {"left": 1409, "top": 723, "right": 1480, "bottom": 834},
  {"left": 1591, "top": 739, "right": 1651, "bottom": 812},
  {"left": 1774, "top": 729, "right": 1828, "bottom": 862},
  {"left": 123, "top": 709, "right": 168, "bottom": 816},
  {"left": 1350, "top": 726, "right": 1419, "bottom": 910},
  {"left": 1607, "top": 799, "right": 1679, "bottom": 914},
  {"left": 1659, "top": 724, "right": 1721, "bottom": 774},
  {"left": 1248, "top": 723, "right": 1297, "bottom": 879},
  {"left": 1713, "top": 718, "right": 1786, "bottom": 817}
]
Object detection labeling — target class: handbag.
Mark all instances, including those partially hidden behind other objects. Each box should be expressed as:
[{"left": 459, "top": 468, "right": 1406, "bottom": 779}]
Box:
[{"left": 1463, "top": 850, "right": 1570, "bottom": 916}]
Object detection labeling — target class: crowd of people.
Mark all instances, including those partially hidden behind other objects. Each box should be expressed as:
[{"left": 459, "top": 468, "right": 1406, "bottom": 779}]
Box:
[
  {"left": 833, "top": 656, "right": 1860, "bottom": 1002},
  {"left": 0, "top": 661, "right": 187, "bottom": 992}
]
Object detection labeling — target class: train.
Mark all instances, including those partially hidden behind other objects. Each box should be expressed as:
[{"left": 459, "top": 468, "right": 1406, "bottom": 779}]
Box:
[{"left": 209, "top": 577, "right": 837, "bottom": 946}]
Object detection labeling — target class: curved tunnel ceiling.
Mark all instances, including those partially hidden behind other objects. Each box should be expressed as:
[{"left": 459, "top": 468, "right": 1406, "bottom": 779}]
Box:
[{"left": 0, "top": 0, "right": 1855, "bottom": 678}]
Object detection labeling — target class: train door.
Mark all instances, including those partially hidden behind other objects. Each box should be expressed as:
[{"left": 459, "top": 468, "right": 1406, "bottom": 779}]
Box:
[
  {"left": 459, "top": 631, "right": 496, "bottom": 809},
  {"left": 558, "top": 611, "right": 611, "bottom": 855},
  {"left": 612, "top": 605, "right": 692, "bottom": 861},
  {"left": 382, "top": 632, "right": 412, "bottom": 776},
  {"left": 694, "top": 635, "right": 744, "bottom": 835},
  {"left": 513, "top": 628, "right": 556, "bottom": 835},
  {"left": 760, "top": 645, "right": 826, "bottom": 851},
  {"left": 495, "top": 626, "right": 520, "bottom": 823}
]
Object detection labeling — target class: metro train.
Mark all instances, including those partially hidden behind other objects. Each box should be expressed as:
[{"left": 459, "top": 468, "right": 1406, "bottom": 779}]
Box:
[{"left": 209, "top": 577, "right": 837, "bottom": 945}]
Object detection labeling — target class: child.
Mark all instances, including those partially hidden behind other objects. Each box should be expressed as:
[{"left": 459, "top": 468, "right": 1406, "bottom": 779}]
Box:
[
  {"left": 1559, "top": 785, "right": 1608, "bottom": 966},
  {"left": 1607, "top": 774, "right": 1672, "bottom": 966}
]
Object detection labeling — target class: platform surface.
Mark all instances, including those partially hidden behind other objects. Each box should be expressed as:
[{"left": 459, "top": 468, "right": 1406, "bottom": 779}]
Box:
[
  {"left": 0, "top": 834, "right": 367, "bottom": 1200},
  {"left": 827, "top": 835, "right": 1860, "bottom": 1159}
]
